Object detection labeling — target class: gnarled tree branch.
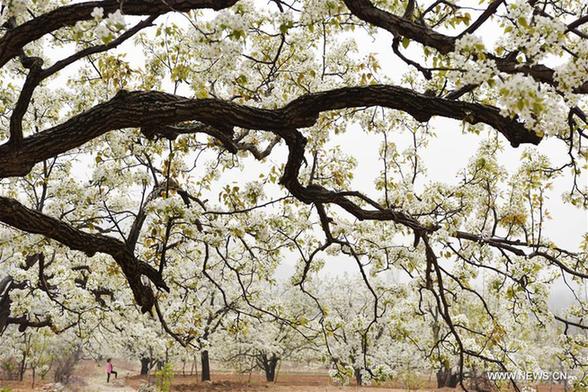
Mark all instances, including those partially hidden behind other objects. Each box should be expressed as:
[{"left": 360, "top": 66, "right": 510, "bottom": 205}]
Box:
[
  {"left": 0, "top": 0, "right": 239, "bottom": 68},
  {"left": 0, "top": 85, "right": 540, "bottom": 177},
  {"left": 0, "top": 196, "right": 169, "bottom": 312}
]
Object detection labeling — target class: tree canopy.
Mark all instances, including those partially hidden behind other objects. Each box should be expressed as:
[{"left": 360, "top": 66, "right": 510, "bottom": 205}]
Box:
[{"left": 0, "top": 0, "right": 587, "bottom": 390}]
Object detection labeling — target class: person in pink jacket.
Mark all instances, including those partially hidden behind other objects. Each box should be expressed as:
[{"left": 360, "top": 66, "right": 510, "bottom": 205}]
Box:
[{"left": 106, "top": 358, "right": 118, "bottom": 382}]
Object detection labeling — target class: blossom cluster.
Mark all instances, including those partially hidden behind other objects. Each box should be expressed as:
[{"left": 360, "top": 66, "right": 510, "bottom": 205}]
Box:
[
  {"left": 495, "top": 74, "right": 568, "bottom": 137},
  {"left": 497, "top": 0, "right": 566, "bottom": 59},
  {"left": 91, "top": 7, "right": 127, "bottom": 43},
  {"left": 555, "top": 39, "right": 588, "bottom": 94}
]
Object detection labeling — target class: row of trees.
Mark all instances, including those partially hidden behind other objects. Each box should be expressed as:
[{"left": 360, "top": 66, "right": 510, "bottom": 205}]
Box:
[{"left": 0, "top": 273, "right": 580, "bottom": 389}]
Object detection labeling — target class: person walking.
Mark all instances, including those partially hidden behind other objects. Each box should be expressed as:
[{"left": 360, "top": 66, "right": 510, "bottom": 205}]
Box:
[{"left": 106, "top": 358, "right": 118, "bottom": 382}]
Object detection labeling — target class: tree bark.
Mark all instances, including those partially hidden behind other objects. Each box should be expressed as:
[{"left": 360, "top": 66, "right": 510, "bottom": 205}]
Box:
[
  {"left": 18, "top": 335, "right": 29, "bottom": 382},
  {"left": 437, "top": 366, "right": 460, "bottom": 388},
  {"left": 140, "top": 358, "right": 150, "bottom": 375},
  {"left": 200, "top": 350, "right": 210, "bottom": 382},
  {"left": 263, "top": 355, "right": 279, "bottom": 382},
  {"left": 354, "top": 367, "right": 363, "bottom": 386},
  {"left": 0, "top": 85, "right": 540, "bottom": 179}
]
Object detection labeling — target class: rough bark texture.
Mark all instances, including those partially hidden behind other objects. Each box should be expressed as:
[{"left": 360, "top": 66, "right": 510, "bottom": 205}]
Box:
[
  {"left": 0, "top": 1, "right": 584, "bottom": 366},
  {"left": 0, "top": 85, "right": 539, "bottom": 177},
  {"left": 343, "top": 0, "right": 456, "bottom": 54},
  {"left": 0, "top": 276, "right": 14, "bottom": 333}
]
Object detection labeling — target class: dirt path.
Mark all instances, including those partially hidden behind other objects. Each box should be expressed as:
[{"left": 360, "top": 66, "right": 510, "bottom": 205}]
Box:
[
  {"left": 67, "top": 361, "right": 137, "bottom": 392},
  {"left": 77, "top": 371, "right": 136, "bottom": 392},
  {"left": 0, "top": 360, "right": 139, "bottom": 392},
  {"left": 2, "top": 360, "right": 566, "bottom": 392}
]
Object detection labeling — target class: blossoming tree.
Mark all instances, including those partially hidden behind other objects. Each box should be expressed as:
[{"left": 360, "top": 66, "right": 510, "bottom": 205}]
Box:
[{"left": 0, "top": 0, "right": 587, "bottom": 390}]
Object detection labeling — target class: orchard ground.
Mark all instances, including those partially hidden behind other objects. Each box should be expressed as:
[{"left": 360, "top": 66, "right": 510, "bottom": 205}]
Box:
[{"left": 0, "top": 359, "right": 567, "bottom": 392}]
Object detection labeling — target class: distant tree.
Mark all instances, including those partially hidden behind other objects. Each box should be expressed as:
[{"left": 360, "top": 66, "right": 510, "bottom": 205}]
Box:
[{"left": 220, "top": 285, "right": 317, "bottom": 382}]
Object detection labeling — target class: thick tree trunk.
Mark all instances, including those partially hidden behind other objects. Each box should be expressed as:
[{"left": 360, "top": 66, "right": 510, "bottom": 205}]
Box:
[
  {"left": 437, "top": 366, "right": 460, "bottom": 388},
  {"left": 354, "top": 367, "right": 363, "bottom": 386},
  {"left": 436, "top": 369, "right": 446, "bottom": 388},
  {"left": 201, "top": 350, "right": 210, "bottom": 382},
  {"left": 263, "top": 355, "right": 279, "bottom": 382},
  {"left": 140, "top": 358, "right": 150, "bottom": 375}
]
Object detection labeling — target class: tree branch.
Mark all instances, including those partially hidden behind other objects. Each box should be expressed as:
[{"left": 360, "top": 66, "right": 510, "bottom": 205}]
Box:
[
  {"left": 342, "top": 0, "right": 456, "bottom": 54},
  {"left": 0, "top": 0, "right": 239, "bottom": 68},
  {"left": 458, "top": 0, "right": 505, "bottom": 37},
  {"left": 0, "top": 85, "right": 540, "bottom": 177},
  {"left": 343, "top": 0, "right": 588, "bottom": 93},
  {"left": 0, "top": 196, "right": 169, "bottom": 312}
]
